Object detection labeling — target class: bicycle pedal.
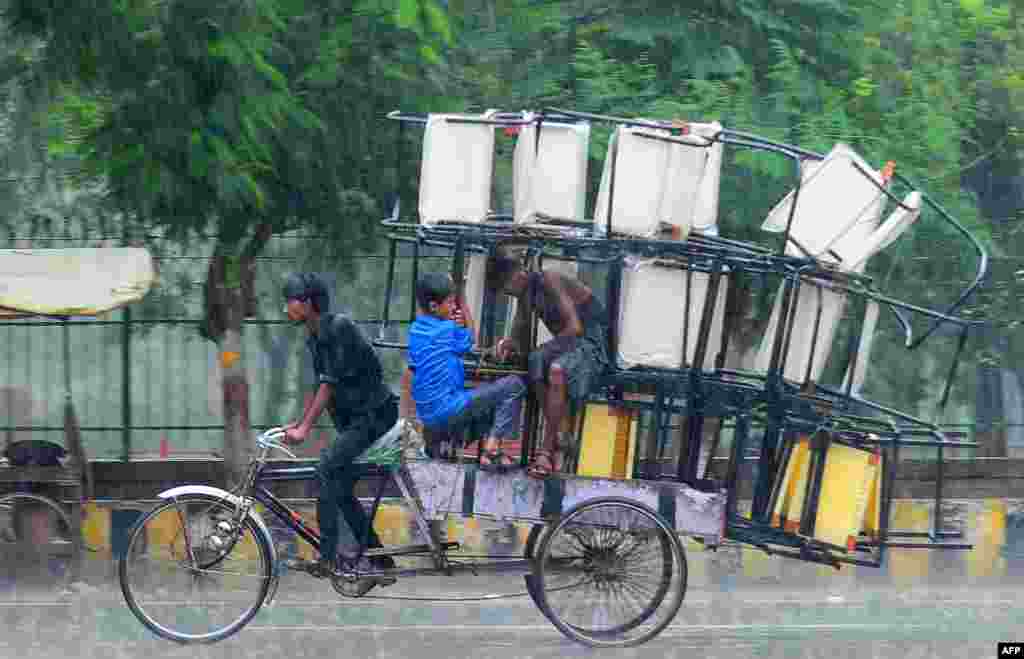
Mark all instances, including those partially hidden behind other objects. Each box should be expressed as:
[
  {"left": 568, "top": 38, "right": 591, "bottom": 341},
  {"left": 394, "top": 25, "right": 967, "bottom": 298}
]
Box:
[
  {"left": 285, "top": 558, "right": 330, "bottom": 577},
  {"left": 284, "top": 558, "right": 310, "bottom": 571}
]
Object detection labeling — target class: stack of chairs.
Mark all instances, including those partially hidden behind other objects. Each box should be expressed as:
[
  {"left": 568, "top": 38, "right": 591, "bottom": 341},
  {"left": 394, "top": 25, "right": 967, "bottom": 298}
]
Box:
[
  {"left": 407, "top": 111, "right": 926, "bottom": 486},
  {"left": 753, "top": 143, "right": 923, "bottom": 394}
]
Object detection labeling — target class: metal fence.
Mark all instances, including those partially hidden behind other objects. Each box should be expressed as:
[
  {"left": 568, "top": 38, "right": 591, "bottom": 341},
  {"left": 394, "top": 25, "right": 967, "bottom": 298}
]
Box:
[
  {"left": 0, "top": 221, "right": 1009, "bottom": 462},
  {"left": 0, "top": 223, "right": 452, "bottom": 461}
]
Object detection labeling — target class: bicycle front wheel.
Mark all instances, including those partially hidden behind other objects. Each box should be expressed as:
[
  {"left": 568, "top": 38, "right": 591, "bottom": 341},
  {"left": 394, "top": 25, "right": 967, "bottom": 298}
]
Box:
[{"left": 119, "top": 494, "right": 274, "bottom": 644}]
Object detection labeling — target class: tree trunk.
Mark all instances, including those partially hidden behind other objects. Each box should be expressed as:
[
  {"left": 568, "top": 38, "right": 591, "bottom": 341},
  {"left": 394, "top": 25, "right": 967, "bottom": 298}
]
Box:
[
  {"left": 202, "top": 224, "right": 272, "bottom": 487},
  {"left": 220, "top": 264, "right": 251, "bottom": 488}
]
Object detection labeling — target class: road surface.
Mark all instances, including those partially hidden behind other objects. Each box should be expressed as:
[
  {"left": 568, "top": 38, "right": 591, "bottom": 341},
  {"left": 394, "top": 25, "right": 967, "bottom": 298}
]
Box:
[{"left": 0, "top": 549, "right": 1018, "bottom": 659}]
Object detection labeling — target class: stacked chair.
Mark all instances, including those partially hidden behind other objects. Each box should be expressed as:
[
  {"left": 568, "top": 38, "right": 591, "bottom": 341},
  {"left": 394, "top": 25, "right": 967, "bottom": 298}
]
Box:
[{"left": 379, "top": 107, "right": 978, "bottom": 571}]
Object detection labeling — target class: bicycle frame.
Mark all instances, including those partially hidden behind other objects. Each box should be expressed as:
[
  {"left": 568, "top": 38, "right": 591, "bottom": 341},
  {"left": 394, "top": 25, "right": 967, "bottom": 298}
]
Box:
[
  {"left": 238, "top": 429, "right": 527, "bottom": 580},
  {"left": 126, "top": 427, "right": 694, "bottom": 648},
  {"left": 255, "top": 463, "right": 440, "bottom": 568}
]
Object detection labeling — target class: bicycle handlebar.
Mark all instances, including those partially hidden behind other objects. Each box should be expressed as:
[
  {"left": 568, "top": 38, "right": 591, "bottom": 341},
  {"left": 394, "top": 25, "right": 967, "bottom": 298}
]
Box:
[{"left": 255, "top": 427, "right": 297, "bottom": 459}]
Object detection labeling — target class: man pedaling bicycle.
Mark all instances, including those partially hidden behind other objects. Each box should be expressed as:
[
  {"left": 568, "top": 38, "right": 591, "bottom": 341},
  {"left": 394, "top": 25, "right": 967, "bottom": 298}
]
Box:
[{"left": 280, "top": 272, "right": 398, "bottom": 590}]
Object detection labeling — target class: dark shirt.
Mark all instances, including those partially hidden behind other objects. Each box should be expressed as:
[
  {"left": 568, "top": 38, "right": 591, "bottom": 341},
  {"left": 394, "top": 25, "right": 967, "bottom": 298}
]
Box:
[{"left": 307, "top": 312, "right": 392, "bottom": 430}]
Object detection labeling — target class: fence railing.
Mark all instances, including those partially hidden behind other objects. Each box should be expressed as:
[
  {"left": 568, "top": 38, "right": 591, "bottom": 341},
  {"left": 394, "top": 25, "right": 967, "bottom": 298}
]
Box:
[
  {"left": 0, "top": 227, "right": 1003, "bottom": 461},
  {"left": 0, "top": 229, "right": 445, "bottom": 460}
]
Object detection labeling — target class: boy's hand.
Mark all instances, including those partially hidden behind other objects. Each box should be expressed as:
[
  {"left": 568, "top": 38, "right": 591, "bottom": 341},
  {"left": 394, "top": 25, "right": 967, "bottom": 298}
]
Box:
[
  {"left": 451, "top": 306, "right": 467, "bottom": 327},
  {"left": 496, "top": 337, "right": 518, "bottom": 362}
]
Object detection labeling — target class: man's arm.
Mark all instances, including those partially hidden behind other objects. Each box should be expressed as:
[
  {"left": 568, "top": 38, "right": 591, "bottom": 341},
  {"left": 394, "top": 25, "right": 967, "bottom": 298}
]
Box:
[
  {"left": 497, "top": 294, "right": 531, "bottom": 360},
  {"left": 286, "top": 392, "right": 315, "bottom": 429},
  {"left": 298, "top": 382, "right": 332, "bottom": 431},
  {"left": 285, "top": 382, "right": 332, "bottom": 442},
  {"left": 286, "top": 315, "right": 354, "bottom": 443}
]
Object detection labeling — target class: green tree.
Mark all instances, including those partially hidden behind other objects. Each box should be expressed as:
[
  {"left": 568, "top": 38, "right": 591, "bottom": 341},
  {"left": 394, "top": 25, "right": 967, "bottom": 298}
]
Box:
[
  {"left": 5, "top": 0, "right": 451, "bottom": 480},
  {"left": 442, "top": 0, "right": 1013, "bottom": 444}
]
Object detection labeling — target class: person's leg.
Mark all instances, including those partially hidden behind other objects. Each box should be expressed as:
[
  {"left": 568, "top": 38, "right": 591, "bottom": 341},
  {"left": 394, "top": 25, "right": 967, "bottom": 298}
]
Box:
[
  {"left": 423, "top": 426, "right": 449, "bottom": 459},
  {"left": 316, "top": 398, "right": 398, "bottom": 563},
  {"left": 421, "top": 386, "right": 497, "bottom": 468},
  {"left": 315, "top": 444, "right": 347, "bottom": 565},
  {"left": 523, "top": 362, "right": 568, "bottom": 478},
  {"left": 543, "top": 362, "right": 569, "bottom": 454},
  {"left": 462, "top": 376, "right": 525, "bottom": 469},
  {"left": 486, "top": 375, "right": 526, "bottom": 440},
  {"left": 335, "top": 468, "right": 380, "bottom": 551},
  {"left": 424, "top": 399, "right": 474, "bottom": 461},
  {"left": 539, "top": 335, "right": 606, "bottom": 476},
  {"left": 340, "top": 399, "right": 398, "bottom": 554},
  {"left": 527, "top": 341, "right": 574, "bottom": 477}
]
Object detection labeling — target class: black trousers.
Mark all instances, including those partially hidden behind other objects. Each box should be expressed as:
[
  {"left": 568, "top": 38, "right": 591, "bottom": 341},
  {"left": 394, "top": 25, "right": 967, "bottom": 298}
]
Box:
[{"left": 316, "top": 395, "right": 398, "bottom": 560}]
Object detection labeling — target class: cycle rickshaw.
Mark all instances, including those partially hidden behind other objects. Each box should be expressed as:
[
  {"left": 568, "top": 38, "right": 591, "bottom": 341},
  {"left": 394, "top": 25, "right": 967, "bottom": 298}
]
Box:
[{"left": 117, "top": 107, "right": 986, "bottom": 647}]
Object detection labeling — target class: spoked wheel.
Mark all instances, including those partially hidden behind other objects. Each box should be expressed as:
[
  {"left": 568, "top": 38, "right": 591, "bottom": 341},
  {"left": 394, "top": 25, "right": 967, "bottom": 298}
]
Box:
[
  {"left": 0, "top": 493, "right": 75, "bottom": 601},
  {"left": 534, "top": 497, "right": 686, "bottom": 648},
  {"left": 119, "top": 494, "right": 274, "bottom": 644}
]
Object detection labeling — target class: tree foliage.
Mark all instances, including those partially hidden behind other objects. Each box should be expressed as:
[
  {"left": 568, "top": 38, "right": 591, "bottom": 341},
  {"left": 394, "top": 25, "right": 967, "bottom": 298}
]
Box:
[
  {"left": 4, "top": 0, "right": 450, "bottom": 251},
  {"left": 1, "top": 0, "right": 1021, "bottom": 446}
]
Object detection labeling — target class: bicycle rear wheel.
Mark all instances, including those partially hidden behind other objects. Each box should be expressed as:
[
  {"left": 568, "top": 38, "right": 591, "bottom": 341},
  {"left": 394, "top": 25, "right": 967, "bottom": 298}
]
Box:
[
  {"left": 119, "top": 494, "right": 273, "bottom": 644},
  {"left": 534, "top": 497, "right": 686, "bottom": 647}
]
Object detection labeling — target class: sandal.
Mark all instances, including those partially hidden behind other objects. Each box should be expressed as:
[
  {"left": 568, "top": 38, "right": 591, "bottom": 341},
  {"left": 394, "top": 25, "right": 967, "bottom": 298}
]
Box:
[
  {"left": 480, "top": 445, "right": 516, "bottom": 473},
  {"left": 479, "top": 437, "right": 518, "bottom": 472},
  {"left": 527, "top": 448, "right": 564, "bottom": 479}
]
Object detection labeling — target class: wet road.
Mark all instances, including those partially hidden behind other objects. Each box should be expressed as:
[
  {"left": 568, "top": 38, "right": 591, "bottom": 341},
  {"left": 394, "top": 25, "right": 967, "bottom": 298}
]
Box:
[{"left": 0, "top": 551, "right": 1019, "bottom": 659}]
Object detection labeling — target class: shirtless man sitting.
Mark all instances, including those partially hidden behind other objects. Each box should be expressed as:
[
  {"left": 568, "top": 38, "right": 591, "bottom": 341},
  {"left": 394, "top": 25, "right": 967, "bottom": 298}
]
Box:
[{"left": 488, "top": 248, "right": 610, "bottom": 478}]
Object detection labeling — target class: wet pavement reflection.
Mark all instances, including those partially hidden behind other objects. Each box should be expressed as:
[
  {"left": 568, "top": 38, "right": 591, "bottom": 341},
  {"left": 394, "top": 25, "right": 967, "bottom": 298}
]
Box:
[
  {"left": 0, "top": 540, "right": 1018, "bottom": 659},
  {"left": 0, "top": 495, "right": 1020, "bottom": 657}
]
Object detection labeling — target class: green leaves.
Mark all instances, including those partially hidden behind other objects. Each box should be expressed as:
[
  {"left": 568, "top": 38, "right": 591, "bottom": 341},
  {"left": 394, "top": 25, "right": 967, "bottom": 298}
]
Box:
[
  {"left": 249, "top": 50, "right": 287, "bottom": 89},
  {"left": 423, "top": 1, "right": 453, "bottom": 44},
  {"left": 419, "top": 43, "right": 440, "bottom": 64},
  {"left": 852, "top": 76, "right": 876, "bottom": 98},
  {"left": 394, "top": 0, "right": 452, "bottom": 47},
  {"left": 6, "top": 0, "right": 408, "bottom": 251},
  {"left": 397, "top": 0, "right": 419, "bottom": 29}
]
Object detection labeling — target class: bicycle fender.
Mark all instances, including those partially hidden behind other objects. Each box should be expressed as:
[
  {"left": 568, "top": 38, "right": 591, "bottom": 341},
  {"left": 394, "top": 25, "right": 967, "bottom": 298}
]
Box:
[{"left": 156, "top": 484, "right": 281, "bottom": 597}]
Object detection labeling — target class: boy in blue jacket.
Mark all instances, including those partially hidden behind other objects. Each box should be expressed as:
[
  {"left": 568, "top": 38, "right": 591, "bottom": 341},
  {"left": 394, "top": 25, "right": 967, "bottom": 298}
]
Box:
[{"left": 407, "top": 272, "right": 525, "bottom": 471}]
